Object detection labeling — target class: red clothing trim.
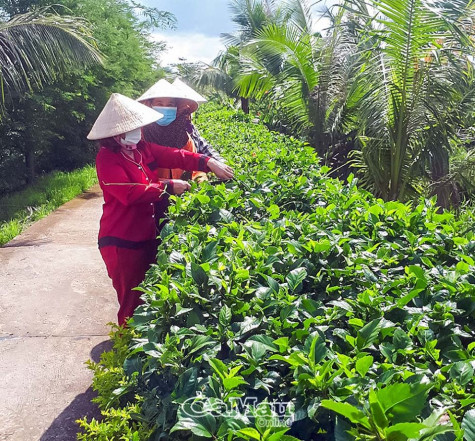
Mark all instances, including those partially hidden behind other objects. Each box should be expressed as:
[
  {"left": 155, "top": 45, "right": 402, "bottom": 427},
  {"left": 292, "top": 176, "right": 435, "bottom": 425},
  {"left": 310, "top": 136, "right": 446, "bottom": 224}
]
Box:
[{"left": 96, "top": 140, "right": 209, "bottom": 245}]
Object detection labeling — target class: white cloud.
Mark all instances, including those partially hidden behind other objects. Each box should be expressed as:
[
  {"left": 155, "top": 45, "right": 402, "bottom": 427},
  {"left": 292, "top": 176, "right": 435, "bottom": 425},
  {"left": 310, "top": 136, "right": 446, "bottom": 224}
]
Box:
[{"left": 150, "top": 32, "right": 226, "bottom": 67}]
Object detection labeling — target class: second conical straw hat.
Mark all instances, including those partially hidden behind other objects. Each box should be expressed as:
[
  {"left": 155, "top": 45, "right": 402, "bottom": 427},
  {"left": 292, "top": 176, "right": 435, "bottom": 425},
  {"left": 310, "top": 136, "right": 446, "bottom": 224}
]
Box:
[
  {"left": 173, "top": 78, "right": 207, "bottom": 104},
  {"left": 87, "top": 93, "right": 162, "bottom": 140},
  {"left": 137, "top": 79, "right": 198, "bottom": 113}
]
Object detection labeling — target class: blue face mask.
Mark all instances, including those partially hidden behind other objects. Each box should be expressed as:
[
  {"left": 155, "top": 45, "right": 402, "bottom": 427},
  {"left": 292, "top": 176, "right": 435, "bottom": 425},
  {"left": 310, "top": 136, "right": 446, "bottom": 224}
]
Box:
[{"left": 153, "top": 106, "right": 177, "bottom": 126}]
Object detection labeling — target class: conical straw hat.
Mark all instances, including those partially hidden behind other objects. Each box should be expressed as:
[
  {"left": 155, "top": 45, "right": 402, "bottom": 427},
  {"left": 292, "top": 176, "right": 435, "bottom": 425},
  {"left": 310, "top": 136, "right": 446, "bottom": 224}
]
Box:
[
  {"left": 137, "top": 78, "right": 198, "bottom": 113},
  {"left": 173, "top": 78, "right": 207, "bottom": 104},
  {"left": 87, "top": 93, "right": 163, "bottom": 140}
]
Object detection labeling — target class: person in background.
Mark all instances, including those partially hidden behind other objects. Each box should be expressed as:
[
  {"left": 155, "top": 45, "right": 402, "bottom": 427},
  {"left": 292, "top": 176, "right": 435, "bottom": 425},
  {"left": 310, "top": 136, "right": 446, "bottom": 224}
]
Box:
[
  {"left": 138, "top": 79, "right": 225, "bottom": 227},
  {"left": 171, "top": 78, "right": 222, "bottom": 163},
  {"left": 88, "top": 93, "right": 233, "bottom": 326},
  {"left": 138, "top": 79, "right": 224, "bottom": 177}
]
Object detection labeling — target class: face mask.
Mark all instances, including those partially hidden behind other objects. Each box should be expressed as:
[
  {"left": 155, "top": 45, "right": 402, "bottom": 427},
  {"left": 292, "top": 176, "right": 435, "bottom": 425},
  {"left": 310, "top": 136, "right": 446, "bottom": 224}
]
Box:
[
  {"left": 119, "top": 128, "right": 142, "bottom": 149},
  {"left": 153, "top": 106, "right": 177, "bottom": 126}
]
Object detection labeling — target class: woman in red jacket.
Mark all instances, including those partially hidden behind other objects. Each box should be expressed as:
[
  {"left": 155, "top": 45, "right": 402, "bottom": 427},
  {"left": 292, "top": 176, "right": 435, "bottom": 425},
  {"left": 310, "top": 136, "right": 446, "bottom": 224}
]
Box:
[{"left": 87, "top": 93, "right": 233, "bottom": 325}]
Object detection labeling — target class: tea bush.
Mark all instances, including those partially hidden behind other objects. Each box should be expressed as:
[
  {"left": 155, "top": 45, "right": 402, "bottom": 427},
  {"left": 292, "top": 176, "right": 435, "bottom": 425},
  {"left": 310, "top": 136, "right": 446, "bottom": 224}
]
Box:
[{"left": 80, "top": 104, "right": 475, "bottom": 441}]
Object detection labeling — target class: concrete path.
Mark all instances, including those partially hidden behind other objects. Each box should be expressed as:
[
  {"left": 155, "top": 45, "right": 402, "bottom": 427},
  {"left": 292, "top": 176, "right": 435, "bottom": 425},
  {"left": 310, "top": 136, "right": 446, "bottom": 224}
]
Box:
[{"left": 0, "top": 185, "right": 118, "bottom": 440}]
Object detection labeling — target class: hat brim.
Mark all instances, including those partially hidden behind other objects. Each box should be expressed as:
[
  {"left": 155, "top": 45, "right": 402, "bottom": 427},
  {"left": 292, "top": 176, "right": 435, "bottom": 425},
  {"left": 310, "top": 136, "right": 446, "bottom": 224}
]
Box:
[
  {"left": 137, "top": 79, "right": 199, "bottom": 113},
  {"left": 87, "top": 93, "right": 163, "bottom": 140}
]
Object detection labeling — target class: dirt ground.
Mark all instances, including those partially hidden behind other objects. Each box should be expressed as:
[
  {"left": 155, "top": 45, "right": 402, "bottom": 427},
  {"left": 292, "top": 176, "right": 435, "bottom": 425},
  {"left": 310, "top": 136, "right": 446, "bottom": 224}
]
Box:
[{"left": 0, "top": 185, "right": 118, "bottom": 440}]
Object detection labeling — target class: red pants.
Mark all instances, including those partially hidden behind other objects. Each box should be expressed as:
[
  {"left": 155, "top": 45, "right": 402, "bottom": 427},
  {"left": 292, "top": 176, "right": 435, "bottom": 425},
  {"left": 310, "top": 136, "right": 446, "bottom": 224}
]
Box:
[{"left": 100, "top": 242, "right": 157, "bottom": 326}]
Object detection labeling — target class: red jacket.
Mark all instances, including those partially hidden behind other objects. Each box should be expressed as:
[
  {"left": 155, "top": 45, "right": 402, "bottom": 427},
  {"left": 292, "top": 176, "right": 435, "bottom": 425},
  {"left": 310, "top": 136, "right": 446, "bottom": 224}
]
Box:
[{"left": 96, "top": 140, "right": 210, "bottom": 248}]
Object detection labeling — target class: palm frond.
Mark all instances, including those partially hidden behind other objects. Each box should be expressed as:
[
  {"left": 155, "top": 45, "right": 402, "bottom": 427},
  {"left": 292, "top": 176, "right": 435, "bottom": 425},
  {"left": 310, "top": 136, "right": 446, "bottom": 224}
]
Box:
[
  {"left": 0, "top": 7, "right": 101, "bottom": 99},
  {"left": 282, "top": 0, "right": 315, "bottom": 33}
]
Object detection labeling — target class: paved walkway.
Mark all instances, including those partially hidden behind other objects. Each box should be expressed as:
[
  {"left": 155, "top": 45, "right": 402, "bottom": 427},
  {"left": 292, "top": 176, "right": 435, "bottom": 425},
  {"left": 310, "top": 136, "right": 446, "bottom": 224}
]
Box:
[{"left": 0, "top": 185, "right": 117, "bottom": 440}]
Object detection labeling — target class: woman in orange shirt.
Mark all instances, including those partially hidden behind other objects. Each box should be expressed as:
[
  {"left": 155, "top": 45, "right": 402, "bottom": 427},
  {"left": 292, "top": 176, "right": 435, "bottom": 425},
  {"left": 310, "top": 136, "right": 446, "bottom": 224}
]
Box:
[{"left": 138, "top": 79, "right": 225, "bottom": 229}]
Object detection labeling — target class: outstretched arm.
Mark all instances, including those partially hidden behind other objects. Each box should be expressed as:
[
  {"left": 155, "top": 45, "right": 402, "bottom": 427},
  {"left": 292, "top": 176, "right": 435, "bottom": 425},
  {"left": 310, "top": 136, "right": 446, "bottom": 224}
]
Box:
[{"left": 148, "top": 142, "right": 211, "bottom": 172}]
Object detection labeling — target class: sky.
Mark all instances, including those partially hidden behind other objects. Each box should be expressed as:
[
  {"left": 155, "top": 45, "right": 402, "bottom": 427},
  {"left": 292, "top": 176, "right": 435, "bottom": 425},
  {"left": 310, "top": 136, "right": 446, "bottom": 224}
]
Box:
[
  {"left": 143, "top": 0, "right": 234, "bottom": 67},
  {"left": 142, "top": 0, "right": 335, "bottom": 67}
]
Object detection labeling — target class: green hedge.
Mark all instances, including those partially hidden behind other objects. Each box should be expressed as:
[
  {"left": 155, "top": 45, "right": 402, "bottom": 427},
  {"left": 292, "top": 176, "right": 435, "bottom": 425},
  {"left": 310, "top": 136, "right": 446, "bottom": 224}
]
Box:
[{"left": 79, "top": 104, "right": 475, "bottom": 441}]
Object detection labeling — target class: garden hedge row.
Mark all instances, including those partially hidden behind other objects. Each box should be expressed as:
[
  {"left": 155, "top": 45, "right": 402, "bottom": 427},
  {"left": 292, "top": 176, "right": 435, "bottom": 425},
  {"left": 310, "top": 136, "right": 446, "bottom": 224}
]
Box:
[{"left": 78, "top": 104, "right": 475, "bottom": 441}]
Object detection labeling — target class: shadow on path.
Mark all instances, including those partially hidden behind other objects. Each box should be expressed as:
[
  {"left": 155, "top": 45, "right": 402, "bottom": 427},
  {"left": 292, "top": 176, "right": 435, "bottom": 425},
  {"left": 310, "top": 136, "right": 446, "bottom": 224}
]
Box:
[
  {"left": 3, "top": 238, "right": 51, "bottom": 248},
  {"left": 39, "top": 387, "right": 100, "bottom": 441},
  {"left": 78, "top": 192, "right": 101, "bottom": 201},
  {"left": 39, "top": 339, "right": 113, "bottom": 440},
  {"left": 90, "top": 339, "right": 114, "bottom": 363}
]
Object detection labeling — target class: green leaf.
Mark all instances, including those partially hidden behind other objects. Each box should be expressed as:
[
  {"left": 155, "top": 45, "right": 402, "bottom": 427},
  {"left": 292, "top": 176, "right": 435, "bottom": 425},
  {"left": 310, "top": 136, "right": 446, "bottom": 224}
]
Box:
[
  {"left": 236, "top": 316, "right": 261, "bottom": 337},
  {"left": 219, "top": 305, "right": 232, "bottom": 327},
  {"left": 393, "top": 328, "right": 411, "bottom": 350},
  {"left": 160, "top": 222, "right": 174, "bottom": 239},
  {"left": 202, "top": 241, "right": 218, "bottom": 261},
  {"left": 462, "top": 409, "right": 475, "bottom": 441},
  {"left": 170, "top": 250, "right": 186, "bottom": 264},
  {"left": 187, "top": 335, "right": 215, "bottom": 357},
  {"left": 209, "top": 358, "right": 228, "bottom": 380},
  {"left": 417, "top": 413, "right": 453, "bottom": 441},
  {"left": 376, "top": 383, "right": 428, "bottom": 424},
  {"left": 269, "top": 352, "right": 308, "bottom": 368},
  {"left": 385, "top": 422, "right": 426, "bottom": 441},
  {"left": 171, "top": 403, "right": 216, "bottom": 437},
  {"left": 247, "top": 335, "right": 279, "bottom": 352},
  {"left": 313, "top": 239, "right": 332, "bottom": 253},
  {"left": 197, "top": 194, "right": 211, "bottom": 204},
  {"left": 223, "top": 377, "right": 248, "bottom": 390},
  {"left": 173, "top": 367, "right": 198, "bottom": 401},
  {"left": 239, "top": 428, "right": 262, "bottom": 440},
  {"left": 449, "top": 361, "right": 474, "bottom": 386},
  {"left": 369, "top": 389, "right": 388, "bottom": 430},
  {"left": 268, "top": 204, "right": 280, "bottom": 219},
  {"left": 320, "top": 400, "right": 371, "bottom": 429},
  {"left": 267, "top": 428, "right": 291, "bottom": 441},
  {"left": 280, "top": 436, "right": 302, "bottom": 441},
  {"left": 273, "top": 337, "right": 289, "bottom": 352},
  {"left": 357, "top": 318, "right": 382, "bottom": 350},
  {"left": 308, "top": 334, "right": 327, "bottom": 366},
  {"left": 267, "top": 276, "right": 280, "bottom": 294},
  {"left": 397, "top": 289, "right": 424, "bottom": 308},
  {"left": 356, "top": 355, "right": 374, "bottom": 377},
  {"left": 286, "top": 267, "right": 307, "bottom": 293},
  {"left": 191, "top": 262, "right": 209, "bottom": 285}
]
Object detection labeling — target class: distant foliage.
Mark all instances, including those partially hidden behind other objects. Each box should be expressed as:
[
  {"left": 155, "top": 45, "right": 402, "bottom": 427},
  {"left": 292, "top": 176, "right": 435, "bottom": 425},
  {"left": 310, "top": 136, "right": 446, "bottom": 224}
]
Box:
[{"left": 0, "top": 0, "right": 170, "bottom": 195}]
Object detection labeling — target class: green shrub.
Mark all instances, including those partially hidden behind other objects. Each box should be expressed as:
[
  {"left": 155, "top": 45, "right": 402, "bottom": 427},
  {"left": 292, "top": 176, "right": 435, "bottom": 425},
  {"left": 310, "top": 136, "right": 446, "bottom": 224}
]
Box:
[
  {"left": 82, "top": 104, "right": 475, "bottom": 441},
  {"left": 77, "top": 326, "right": 153, "bottom": 440},
  {"left": 77, "top": 404, "right": 153, "bottom": 441}
]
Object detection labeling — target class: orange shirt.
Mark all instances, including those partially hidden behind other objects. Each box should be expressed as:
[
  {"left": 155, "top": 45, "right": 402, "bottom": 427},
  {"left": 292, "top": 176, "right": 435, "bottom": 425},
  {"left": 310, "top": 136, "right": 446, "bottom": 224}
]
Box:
[{"left": 155, "top": 135, "right": 208, "bottom": 181}]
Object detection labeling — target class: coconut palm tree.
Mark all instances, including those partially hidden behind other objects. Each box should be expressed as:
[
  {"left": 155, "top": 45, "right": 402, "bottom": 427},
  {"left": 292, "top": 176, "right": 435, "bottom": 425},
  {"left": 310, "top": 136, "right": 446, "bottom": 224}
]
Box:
[
  {"left": 195, "top": 46, "right": 250, "bottom": 111},
  {"left": 0, "top": 6, "right": 101, "bottom": 101},
  {"left": 236, "top": 0, "right": 361, "bottom": 160},
  {"left": 195, "top": 0, "right": 286, "bottom": 113},
  {"left": 348, "top": 0, "right": 475, "bottom": 202},
  {"left": 235, "top": 0, "right": 475, "bottom": 205}
]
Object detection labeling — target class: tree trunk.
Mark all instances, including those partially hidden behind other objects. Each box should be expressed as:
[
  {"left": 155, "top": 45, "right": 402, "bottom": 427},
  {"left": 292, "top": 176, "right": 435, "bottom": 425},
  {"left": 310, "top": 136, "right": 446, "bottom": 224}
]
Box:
[
  {"left": 430, "top": 149, "right": 459, "bottom": 210},
  {"left": 241, "top": 97, "right": 249, "bottom": 114}
]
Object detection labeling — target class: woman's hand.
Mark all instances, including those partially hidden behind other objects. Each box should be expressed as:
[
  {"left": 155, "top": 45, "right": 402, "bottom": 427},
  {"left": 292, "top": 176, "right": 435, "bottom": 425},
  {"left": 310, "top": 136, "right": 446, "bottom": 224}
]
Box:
[
  {"left": 171, "top": 179, "right": 191, "bottom": 195},
  {"left": 207, "top": 158, "right": 234, "bottom": 180}
]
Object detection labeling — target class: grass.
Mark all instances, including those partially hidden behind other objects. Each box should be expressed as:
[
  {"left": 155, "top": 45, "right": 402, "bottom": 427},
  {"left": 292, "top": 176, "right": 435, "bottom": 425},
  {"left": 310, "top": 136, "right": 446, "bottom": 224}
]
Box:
[{"left": 0, "top": 165, "right": 98, "bottom": 246}]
